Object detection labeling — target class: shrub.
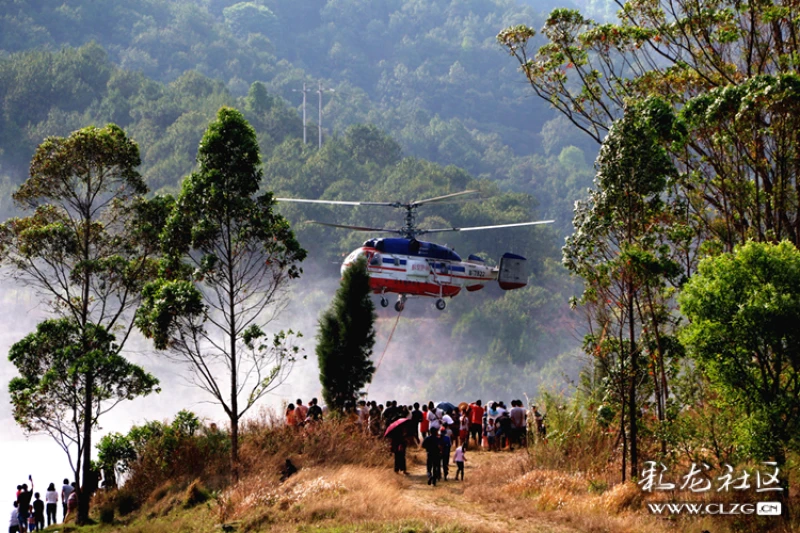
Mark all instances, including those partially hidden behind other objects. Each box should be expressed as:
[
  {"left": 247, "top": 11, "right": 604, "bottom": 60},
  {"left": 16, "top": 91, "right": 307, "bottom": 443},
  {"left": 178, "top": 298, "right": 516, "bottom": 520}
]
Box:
[
  {"left": 183, "top": 479, "right": 211, "bottom": 508},
  {"left": 116, "top": 490, "right": 139, "bottom": 516},
  {"left": 98, "top": 504, "right": 115, "bottom": 524}
]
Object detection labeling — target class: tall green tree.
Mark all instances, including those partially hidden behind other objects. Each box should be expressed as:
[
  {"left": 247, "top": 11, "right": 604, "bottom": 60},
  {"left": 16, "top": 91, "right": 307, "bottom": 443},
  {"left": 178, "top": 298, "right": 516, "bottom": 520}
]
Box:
[
  {"left": 679, "top": 241, "right": 800, "bottom": 473},
  {"left": 0, "top": 124, "right": 164, "bottom": 523},
  {"left": 9, "top": 319, "right": 157, "bottom": 493},
  {"left": 563, "top": 99, "right": 682, "bottom": 480},
  {"left": 499, "top": 1, "right": 800, "bottom": 249},
  {"left": 317, "top": 257, "right": 376, "bottom": 411},
  {"left": 135, "top": 107, "right": 306, "bottom": 478}
]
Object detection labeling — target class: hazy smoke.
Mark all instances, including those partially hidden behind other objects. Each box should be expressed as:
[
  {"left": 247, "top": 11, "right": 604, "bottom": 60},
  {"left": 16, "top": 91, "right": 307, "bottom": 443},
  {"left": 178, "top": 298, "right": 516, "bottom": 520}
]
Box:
[{"left": 0, "top": 252, "right": 581, "bottom": 491}]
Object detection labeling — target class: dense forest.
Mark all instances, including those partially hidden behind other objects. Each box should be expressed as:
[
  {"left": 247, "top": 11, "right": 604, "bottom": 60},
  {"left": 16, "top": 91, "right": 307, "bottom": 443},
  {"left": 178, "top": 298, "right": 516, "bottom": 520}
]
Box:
[{"left": 0, "top": 0, "right": 593, "bottom": 401}]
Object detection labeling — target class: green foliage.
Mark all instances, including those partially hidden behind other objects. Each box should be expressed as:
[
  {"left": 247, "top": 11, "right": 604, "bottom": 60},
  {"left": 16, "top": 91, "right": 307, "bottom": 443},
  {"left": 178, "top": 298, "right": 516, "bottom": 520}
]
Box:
[
  {"left": 97, "top": 432, "right": 137, "bottom": 482},
  {"left": 562, "top": 100, "right": 684, "bottom": 479},
  {"left": 136, "top": 279, "right": 204, "bottom": 350},
  {"left": 317, "top": 257, "right": 376, "bottom": 411},
  {"left": 137, "top": 107, "right": 306, "bottom": 473},
  {"left": 0, "top": 0, "right": 591, "bottom": 412},
  {"left": 1, "top": 123, "right": 164, "bottom": 523},
  {"left": 343, "top": 124, "right": 402, "bottom": 167},
  {"left": 679, "top": 241, "right": 800, "bottom": 463},
  {"left": 223, "top": 3, "right": 276, "bottom": 38},
  {"left": 8, "top": 318, "right": 159, "bottom": 467},
  {"left": 500, "top": 0, "right": 800, "bottom": 249},
  {"left": 0, "top": 1, "right": 587, "bottom": 230},
  {"left": 111, "top": 411, "right": 230, "bottom": 504}
]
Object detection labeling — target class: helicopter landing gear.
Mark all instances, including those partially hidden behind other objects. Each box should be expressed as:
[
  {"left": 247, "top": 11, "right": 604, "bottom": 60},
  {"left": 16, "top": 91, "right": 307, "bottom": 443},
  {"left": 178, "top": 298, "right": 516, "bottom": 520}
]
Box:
[
  {"left": 435, "top": 298, "right": 446, "bottom": 311},
  {"left": 394, "top": 295, "right": 406, "bottom": 312},
  {"left": 380, "top": 297, "right": 389, "bottom": 308}
]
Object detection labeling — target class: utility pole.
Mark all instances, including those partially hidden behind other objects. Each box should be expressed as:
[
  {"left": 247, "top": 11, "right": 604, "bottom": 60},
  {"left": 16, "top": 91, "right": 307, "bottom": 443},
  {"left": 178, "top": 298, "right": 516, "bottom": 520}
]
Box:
[
  {"left": 317, "top": 81, "right": 334, "bottom": 149},
  {"left": 292, "top": 83, "right": 309, "bottom": 144}
]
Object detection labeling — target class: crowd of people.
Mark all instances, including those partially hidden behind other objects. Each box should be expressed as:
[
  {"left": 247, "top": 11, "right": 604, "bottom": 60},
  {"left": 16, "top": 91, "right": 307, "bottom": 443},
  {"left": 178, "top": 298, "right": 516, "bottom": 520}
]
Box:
[
  {"left": 7, "top": 398, "right": 542, "bottom": 531},
  {"left": 284, "top": 397, "right": 546, "bottom": 486},
  {"left": 9, "top": 478, "right": 77, "bottom": 532}
]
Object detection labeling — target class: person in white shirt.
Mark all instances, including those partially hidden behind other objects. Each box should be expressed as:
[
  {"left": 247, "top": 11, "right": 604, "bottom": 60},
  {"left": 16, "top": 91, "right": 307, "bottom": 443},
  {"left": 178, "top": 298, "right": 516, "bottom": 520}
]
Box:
[
  {"left": 513, "top": 400, "right": 529, "bottom": 445},
  {"left": 427, "top": 403, "right": 441, "bottom": 431},
  {"left": 44, "top": 483, "right": 59, "bottom": 526},
  {"left": 453, "top": 445, "right": 466, "bottom": 480},
  {"left": 10, "top": 501, "right": 19, "bottom": 533}
]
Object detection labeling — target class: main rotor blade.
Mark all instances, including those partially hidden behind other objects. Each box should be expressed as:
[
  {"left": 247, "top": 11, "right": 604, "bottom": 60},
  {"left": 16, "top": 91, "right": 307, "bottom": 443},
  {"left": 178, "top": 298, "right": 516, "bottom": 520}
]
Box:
[
  {"left": 276, "top": 197, "right": 396, "bottom": 207},
  {"left": 411, "top": 190, "right": 479, "bottom": 207},
  {"left": 309, "top": 221, "right": 401, "bottom": 233},
  {"left": 418, "top": 220, "right": 555, "bottom": 235}
]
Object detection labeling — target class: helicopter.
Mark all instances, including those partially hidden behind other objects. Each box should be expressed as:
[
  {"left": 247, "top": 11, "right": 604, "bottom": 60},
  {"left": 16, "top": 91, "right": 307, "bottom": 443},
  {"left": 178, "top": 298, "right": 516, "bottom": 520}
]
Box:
[{"left": 277, "top": 191, "right": 553, "bottom": 312}]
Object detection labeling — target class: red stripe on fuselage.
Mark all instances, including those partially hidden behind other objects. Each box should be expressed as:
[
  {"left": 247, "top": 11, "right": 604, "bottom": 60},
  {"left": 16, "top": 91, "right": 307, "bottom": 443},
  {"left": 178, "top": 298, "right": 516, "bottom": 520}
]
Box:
[{"left": 369, "top": 278, "right": 462, "bottom": 298}]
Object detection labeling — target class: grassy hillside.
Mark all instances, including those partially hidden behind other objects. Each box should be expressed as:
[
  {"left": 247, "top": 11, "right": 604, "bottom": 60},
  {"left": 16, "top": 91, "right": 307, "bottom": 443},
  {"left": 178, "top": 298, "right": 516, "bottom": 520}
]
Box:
[{"left": 58, "top": 414, "right": 797, "bottom": 533}]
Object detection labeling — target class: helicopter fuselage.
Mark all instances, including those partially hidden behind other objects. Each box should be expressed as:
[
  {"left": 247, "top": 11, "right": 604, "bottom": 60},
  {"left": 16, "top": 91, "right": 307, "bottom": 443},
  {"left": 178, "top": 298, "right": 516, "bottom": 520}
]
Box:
[{"left": 341, "top": 238, "right": 525, "bottom": 311}]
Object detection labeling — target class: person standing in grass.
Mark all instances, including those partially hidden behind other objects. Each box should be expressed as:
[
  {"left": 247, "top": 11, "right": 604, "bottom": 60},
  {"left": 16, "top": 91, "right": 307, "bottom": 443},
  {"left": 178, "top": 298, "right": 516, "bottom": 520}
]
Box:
[
  {"left": 63, "top": 485, "right": 77, "bottom": 524},
  {"left": 60, "top": 479, "right": 72, "bottom": 522},
  {"left": 368, "top": 401, "right": 381, "bottom": 436},
  {"left": 510, "top": 400, "right": 527, "bottom": 447},
  {"left": 468, "top": 400, "right": 483, "bottom": 449},
  {"left": 32, "top": 494, "right": 43, "bottom": 532},
  {"left": 410, "top": 403, "right": 422, "bottom": 445},
  {"left": 459, "top": 408, "right": 469, "bottom": 450},
  {"left": 439, "top": 427, "right": 452, "bottom": 481},
  {"left": 453, "top": 445, "right": 466, "bottom": 481},
  {"left": 419, "top": 404, "right": 430, "bottom": 440},
  {"left": 15, "top": 482, "right": 31, "bottom": 533},
  {"left": 43, "top": 485, "right": 57, "bottom": 527},
  {"left": 10, "top": 501, "right": 19, "bottom": 533},
  {"left": 308, "top": 398, "right": 323, "bottom": 422},
  {"left": 295, "top": 399, "right": 308, "bottom": 422},
  {"left": 285, "top": 403, "right": 297, "bottom": 427},
  {"left": 391, "top": 435, "right": 408, "bottom": 474},
  {"left": 422, "top": 428, "right": 441, "bottom": 486}
]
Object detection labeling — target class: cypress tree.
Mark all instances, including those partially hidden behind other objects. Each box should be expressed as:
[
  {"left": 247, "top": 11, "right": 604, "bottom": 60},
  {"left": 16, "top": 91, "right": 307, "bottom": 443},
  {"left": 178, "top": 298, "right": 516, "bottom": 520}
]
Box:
[{"left": 317, "top": 257, "right": 376, "bottom": 411}]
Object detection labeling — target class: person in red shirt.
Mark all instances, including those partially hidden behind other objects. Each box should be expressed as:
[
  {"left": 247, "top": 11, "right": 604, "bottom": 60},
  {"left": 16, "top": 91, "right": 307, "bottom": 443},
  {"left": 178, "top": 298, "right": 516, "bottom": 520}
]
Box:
[
  {"left": 286, "top": 403, "right": 297, "bottom": 427},
  {"left": 468, "top": 400, "right": 484, "bottom": 448},
  {"left": 419, "top": 404, "right": 430, "bottom": 441}
]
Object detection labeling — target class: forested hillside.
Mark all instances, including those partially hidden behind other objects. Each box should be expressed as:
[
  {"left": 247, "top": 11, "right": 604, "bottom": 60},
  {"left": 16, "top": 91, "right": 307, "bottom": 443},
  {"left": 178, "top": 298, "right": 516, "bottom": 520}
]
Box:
[
  {"left": 0, "top": 0, "right": 590, "bottom": 400},
  {"left": 0, "top": 0, "right": 597, "bottom": 234}
]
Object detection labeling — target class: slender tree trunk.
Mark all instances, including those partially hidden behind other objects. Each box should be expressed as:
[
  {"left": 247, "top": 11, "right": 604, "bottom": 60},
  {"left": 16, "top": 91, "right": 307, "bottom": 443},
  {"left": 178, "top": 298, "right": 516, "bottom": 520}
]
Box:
[
  {"left": 77, "top": 189, "right": 93, "bottom": 524},
  {"left": 78, "top": 370, "right": 93, "bottom": 524},
  {"left": 620, "top": 380, "right": 627, "bottom": 483},
  {"left": 639, "top": 292, "right": 668, "bottom": 456},
  {"left": 626, "top": 180, "right": 638, "bottom": 481},
  {"left": 227, "top": 220, "right": 239, "bottom": 481}
]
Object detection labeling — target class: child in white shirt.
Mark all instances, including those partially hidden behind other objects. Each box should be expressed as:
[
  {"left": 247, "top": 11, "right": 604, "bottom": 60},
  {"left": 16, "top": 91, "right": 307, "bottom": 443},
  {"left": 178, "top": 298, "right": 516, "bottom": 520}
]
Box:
[{"left": 453, "top": 445, "right": 466, "bottom": 480}]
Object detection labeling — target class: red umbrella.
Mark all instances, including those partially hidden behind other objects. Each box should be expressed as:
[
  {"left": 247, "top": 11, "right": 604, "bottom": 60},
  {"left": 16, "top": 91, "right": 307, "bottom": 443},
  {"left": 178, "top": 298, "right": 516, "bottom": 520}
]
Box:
[{"left": 383, "top": 417, "right": 413, "bottom": 438}]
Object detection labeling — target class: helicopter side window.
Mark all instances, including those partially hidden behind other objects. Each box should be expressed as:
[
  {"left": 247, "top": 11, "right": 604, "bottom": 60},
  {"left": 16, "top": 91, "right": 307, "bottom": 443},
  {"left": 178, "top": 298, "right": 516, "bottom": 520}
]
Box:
[{"left": 370, "top": 253, "right": 381, "bottom": 266}]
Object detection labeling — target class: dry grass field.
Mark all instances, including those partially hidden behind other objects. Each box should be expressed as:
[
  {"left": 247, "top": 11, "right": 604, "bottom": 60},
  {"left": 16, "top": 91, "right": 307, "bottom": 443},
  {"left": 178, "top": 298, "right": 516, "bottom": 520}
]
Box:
[{"left": 51, "top": 418, "right": 798, "bottom": 533}]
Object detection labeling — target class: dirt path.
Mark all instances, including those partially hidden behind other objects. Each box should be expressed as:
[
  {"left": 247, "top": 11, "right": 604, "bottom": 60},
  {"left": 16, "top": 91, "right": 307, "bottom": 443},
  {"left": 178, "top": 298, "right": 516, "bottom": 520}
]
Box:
[{"left": 399, "top": 446, "right": 586, "bottom": 533}]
